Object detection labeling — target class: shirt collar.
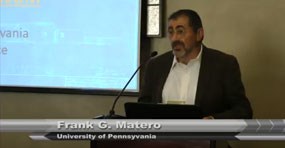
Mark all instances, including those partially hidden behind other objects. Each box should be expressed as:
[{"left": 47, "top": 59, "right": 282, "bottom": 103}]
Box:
[{"left": 171, "top": 45, "right": 203, "bottom": 69}]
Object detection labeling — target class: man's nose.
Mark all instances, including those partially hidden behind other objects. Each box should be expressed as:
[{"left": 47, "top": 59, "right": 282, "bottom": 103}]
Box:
[{"left": 169, "top": 33, "right": 179, "bottom": 41}]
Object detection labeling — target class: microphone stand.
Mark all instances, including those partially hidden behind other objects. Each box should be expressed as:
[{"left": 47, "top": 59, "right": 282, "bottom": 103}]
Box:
[
  {"left": 95, "top": 51, "right": 157, "bottom": 119},
  {"left": 106, "top": 65, "right": 142, "bottom": 119}
]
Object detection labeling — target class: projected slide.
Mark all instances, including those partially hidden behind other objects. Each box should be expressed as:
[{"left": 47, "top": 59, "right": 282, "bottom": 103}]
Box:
[{"left": 0, "top": 0, "right": 141, "bottom": 91}]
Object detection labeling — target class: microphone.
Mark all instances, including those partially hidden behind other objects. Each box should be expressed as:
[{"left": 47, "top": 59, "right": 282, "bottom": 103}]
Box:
[{"left": 95, "top": 51, "right": 158, "bottom": 119}]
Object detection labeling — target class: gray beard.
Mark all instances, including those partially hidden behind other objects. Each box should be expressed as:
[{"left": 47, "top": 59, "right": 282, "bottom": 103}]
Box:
[
  {"left": 172, "top": 48, "right": 193, "bottom": 60},
  {"left": 173, "top": 49, "right": 186, "bottom": 59}
]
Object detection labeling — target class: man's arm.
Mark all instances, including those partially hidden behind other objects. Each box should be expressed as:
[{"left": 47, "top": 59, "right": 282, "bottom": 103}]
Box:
[{"left": 212, "top": 56, "right": 253, "bottom": 119}]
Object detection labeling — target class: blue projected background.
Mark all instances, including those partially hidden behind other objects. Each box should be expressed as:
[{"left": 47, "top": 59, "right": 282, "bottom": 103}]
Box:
[{"left": 0, "top": 0, "right": 141, "bottom": 91}]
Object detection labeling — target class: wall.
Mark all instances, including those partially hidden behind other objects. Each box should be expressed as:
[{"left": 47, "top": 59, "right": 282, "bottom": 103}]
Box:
[
  {"left": 156, "top": 0, "right": 285, "bottom": 118},
  {"left": 1, "top": 0, "right": 285, "bottom": 148},
  {"left": 151, "top": 0, "right": 285, "bottom": 147},
  {"left": 0, "top": 93, "right": 136, "bottom": 148}
]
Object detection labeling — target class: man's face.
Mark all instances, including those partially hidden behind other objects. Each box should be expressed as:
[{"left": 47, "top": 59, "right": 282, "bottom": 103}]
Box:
[{"left": 168, "top": 15, "right": 201, "bottom": 59}]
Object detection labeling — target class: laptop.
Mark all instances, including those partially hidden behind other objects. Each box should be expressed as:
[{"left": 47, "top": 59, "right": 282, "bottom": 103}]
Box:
[{"left": 124, "top": 102, "right": 204, "bottom": 119}]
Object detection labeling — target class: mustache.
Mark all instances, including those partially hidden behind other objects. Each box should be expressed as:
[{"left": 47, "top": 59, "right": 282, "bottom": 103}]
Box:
[{"left": 171, "top": 40, "right": 184, "bottom": 48}]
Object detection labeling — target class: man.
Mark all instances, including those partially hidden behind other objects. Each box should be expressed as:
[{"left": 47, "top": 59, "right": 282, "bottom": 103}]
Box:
[{"left": 139, "top": 9, "right": 252, "bottom": 119}]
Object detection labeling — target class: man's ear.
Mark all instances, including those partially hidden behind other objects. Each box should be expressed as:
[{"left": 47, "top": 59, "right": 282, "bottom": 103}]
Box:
[{"left": 196, "top": 28, "right": 204, "bottom": 42}]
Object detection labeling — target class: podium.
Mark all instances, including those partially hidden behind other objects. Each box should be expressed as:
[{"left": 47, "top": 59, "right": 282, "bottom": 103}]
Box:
[
  {"left": 91, "top": 140, "right": 213, "bottom": 148},
  {"left": 90, "top": 103, "right": 215, "bottom": 148}
]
